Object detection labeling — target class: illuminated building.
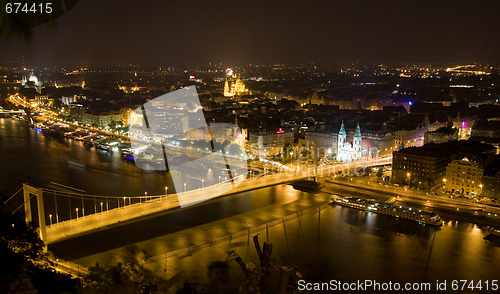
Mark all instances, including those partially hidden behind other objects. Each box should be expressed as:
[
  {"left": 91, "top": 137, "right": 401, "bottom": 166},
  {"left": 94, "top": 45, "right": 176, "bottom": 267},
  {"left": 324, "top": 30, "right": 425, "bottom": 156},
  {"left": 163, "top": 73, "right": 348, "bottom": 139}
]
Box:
[
  {"left": 445, "top": 157, "right": 483, "bottom": 196},
  {"left": 336, "top": 122, "right": 362, "bottom": 162},
  {"left": 392, "top": 141, "right": 496, "bottom": 188},
  {"left": 450, "top": 117, "right": 474, "bottom": 140},
  {"left": 424, "top": 127, "right": 458, "bottom": 144},
  {"left": 118, "top": 85, "right": 145, "bottom": 93},
  {"left": 249, "top": 128, "right": 294, "bottom": 150},
  {"left": 306, "top": 123, "right": 379, "bottom": 158},
  {"left": 223, "top": 68, "right": 249, "bottom": 97},
  {"left": 393, "top": 125, "right": 427, "bottom": 149},
  {"left": 305, "top": 125, "right": 336, "bottom": 150},
  {"left": 82, "top": 112, "right": 124, "bottom": 128},
  {"left": 392, "top": 146, "right": 449, "bottom": 188},
  {"left": 82, "top": 108, "right": 134, "bottom": 128},
  {"left": 62, "top": 96, "right": 77, "bottom": 105},
  {"left": 21, "top": 71, "right": 44, "bottom": 93},
  {"left": 28, "top": 95, "right": 54, "bottom": 108},
  {"left": 147, "top": 112, "right": 189, "bottom": 135}
]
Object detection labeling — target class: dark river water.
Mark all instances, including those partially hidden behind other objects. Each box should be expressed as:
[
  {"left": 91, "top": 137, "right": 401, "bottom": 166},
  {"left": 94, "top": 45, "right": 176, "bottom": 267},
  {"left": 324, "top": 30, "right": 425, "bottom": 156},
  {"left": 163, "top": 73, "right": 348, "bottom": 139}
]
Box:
[{"left": 1, "top": 118, "right": 499, "bottom": 288}]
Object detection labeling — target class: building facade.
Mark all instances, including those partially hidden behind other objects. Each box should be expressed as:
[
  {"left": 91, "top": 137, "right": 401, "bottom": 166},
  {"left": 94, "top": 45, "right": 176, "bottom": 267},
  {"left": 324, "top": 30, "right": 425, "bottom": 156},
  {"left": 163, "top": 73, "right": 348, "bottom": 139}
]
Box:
[
  {"left": 223, "top": 68, "right": 249, "bottom": 97},
  {"left": 393, "top": 125, "right": 427, "bottom": 149},
  {"left": 424, "top": 127, "right": 458, "bottom": 144},
  {"left": 305, "top": 125, "right": 337, "bottom": 152},
  {"left": 82, "top": 112, "right": 123, "bottom": 128},
  {"left": 392, "top": 148, "right": 449, "bottom": 188},
  {"left": 337, "top": 122, "right": 362, "bottom": 162},
  {"left": 249, "top": 128, "right": 294, "bottom": 150},
  {"left": 392, "top": 141, "right": 496, "bottom": 189},
  {"left": 445, "top": 158, "right": 484, "bottom": 195}
]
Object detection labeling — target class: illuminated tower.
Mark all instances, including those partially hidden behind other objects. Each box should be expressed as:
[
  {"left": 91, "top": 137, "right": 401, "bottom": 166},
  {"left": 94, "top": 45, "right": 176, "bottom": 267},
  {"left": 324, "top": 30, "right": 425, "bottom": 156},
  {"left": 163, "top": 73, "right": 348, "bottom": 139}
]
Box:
[
  {"left": 224, "top": 80, "right": 232, "bottom": 97},
  {"left": 337, "top": 121, "right": 346, "bottom": 154},
  {"left": 353, "top": 122, "right": 362, "bottom": 157},
  {"left": 224, "top": 68, "right": 235, "bottom": 97}
]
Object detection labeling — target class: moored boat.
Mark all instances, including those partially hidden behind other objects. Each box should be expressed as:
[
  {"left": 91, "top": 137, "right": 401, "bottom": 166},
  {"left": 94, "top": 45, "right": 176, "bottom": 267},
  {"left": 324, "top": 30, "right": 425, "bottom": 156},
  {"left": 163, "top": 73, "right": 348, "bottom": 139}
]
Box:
[
  {"left": 332, "top": 197, "right": 443, "bottom": 226},
  {"left": 485, "top": 226, "right": 500, "bottom": 237}
]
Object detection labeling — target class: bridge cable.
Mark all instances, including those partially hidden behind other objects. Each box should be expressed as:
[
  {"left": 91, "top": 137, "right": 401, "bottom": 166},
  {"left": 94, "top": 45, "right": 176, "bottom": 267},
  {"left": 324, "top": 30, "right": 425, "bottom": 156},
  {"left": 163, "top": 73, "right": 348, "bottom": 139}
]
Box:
[
  {"left": 40, "top": 188, "right": 162, "bottom": 200},
  {"left": 2, "top": 187, "right": 23, "bottom": 207},
  {"left": 10, "top": 193, "right": 36, "bottom": 216}
]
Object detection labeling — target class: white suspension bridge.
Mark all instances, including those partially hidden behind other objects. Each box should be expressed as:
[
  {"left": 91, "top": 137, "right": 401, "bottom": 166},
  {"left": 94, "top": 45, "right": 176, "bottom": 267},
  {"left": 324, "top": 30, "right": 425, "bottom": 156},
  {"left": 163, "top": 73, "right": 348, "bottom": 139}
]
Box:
[{"left": 6, "top": 156, "right": 392, "bottom": 245}]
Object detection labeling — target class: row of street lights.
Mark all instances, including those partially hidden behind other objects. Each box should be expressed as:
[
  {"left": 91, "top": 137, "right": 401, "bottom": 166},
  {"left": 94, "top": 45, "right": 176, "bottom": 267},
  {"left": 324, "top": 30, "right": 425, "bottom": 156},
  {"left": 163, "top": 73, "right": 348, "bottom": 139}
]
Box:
[{"left": 49, "top": 178, "right": 231, "bottom": 226}]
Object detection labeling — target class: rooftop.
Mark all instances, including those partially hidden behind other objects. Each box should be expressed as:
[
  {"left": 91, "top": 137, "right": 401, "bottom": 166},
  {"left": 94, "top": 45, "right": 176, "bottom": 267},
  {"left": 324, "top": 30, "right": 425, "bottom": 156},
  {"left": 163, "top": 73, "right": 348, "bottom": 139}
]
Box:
[{"left": 395, "top": 140, "right": 496, "bottom": 158}]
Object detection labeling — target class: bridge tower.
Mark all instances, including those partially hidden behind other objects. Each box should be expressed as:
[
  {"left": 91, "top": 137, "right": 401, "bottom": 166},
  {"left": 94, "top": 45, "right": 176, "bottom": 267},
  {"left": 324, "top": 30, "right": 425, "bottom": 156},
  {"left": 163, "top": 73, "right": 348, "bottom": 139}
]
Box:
[{"left": 23, "top": 184, "right": 47, "bottom": 243}]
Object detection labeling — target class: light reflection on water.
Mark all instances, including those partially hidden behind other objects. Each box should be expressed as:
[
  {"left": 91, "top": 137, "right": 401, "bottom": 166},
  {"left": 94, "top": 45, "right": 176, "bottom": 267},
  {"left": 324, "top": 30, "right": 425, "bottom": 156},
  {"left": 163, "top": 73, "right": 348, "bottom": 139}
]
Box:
[
  {"left": 1, "top": 118, "right": 499, "bottom": 283},
  {"left": 66, "top": 202, "right": 500, "bottom": 284},
  {"left": 0, "top": 118, "right": 172, "bottom": 197}
]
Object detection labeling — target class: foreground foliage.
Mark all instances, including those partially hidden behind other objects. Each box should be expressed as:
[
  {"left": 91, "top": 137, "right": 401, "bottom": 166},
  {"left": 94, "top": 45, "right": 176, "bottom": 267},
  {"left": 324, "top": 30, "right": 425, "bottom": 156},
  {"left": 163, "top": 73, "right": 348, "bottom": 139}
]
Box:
[{"left": 0, "top": 209, "right": 80, "bottom": 293}]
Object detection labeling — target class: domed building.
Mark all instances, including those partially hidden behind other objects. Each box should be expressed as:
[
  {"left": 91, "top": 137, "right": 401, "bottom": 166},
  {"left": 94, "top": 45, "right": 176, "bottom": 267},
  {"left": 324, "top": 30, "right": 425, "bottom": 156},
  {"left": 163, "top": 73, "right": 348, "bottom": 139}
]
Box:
[
  {"left": 22, "top": 71, "right": 43, "bottom": 93},
  {"left": 224, "top": 68, "right": 249, "bottom": 97}
]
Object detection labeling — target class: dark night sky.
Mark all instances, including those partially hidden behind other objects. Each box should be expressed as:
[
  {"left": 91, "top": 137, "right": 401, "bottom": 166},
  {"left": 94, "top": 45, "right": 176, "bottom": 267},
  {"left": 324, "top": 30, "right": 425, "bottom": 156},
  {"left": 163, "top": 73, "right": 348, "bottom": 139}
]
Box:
[{"left": 1, "top": 0, "right": 500, "bottom": 66}]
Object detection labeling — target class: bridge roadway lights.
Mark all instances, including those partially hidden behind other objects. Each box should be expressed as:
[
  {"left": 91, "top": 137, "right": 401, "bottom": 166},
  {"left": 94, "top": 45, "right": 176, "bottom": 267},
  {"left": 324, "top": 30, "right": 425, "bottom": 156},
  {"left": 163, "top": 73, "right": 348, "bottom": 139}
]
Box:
[{"left": 33, "top": 159, "right": 390, "bottom": 243}]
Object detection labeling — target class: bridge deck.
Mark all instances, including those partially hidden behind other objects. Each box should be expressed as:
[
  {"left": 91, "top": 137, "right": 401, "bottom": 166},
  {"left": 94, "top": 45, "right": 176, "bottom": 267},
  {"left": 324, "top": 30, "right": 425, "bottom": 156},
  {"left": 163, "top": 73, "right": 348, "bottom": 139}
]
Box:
[{"left": 44, "top": 157, "right": 392, "bottom": 244}]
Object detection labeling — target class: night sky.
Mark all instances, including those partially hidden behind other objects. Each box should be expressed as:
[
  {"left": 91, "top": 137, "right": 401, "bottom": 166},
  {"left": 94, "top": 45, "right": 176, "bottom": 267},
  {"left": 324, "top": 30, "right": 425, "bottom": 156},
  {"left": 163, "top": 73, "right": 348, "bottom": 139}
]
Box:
[{"left": 1, "top": 0, "right": 500, "bottom": 66}]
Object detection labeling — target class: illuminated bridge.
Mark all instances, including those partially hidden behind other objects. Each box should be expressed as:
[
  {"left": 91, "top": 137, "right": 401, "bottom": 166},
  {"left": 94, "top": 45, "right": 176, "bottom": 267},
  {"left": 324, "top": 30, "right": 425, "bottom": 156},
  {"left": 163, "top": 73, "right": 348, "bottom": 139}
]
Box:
[
  {"left": 8, "top": 157, "right": 392, "bottom": 245},
  {"left": 6, "top": 93, "right": 29, "bottom": 108}
]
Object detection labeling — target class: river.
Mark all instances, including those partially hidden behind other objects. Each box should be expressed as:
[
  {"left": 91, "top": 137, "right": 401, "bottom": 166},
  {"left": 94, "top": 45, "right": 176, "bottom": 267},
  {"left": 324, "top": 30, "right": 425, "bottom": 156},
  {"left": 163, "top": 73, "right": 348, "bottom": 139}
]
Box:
[{"left": 1, "top": 118, "right": 499, "bottom": 287}]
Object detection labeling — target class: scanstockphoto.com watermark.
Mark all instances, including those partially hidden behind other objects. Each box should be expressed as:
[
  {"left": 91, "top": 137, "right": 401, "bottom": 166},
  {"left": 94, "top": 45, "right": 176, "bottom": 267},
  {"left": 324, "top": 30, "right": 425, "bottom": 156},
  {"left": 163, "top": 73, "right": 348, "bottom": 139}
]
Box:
[{"left": 297, "top": 279, "right": 499, "bottom": 292}]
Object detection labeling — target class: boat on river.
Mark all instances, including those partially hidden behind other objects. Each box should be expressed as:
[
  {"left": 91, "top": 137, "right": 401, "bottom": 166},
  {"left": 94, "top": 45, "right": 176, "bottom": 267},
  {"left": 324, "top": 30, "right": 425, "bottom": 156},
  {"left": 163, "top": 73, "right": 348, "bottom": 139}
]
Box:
[{"left": 332, "top": 196, "right": 443, "bottom": 226}]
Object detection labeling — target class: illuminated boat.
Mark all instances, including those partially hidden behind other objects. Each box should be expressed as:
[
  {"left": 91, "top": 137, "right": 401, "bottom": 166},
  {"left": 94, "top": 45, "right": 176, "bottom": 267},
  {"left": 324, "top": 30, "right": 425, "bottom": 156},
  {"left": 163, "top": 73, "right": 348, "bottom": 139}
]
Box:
[
  {"left": 96, "top": 143, "right": 111, "bottom": 152},
  {"left": 83, "top": 140, "right": 94, "bottom": 148},
  {"left": 331, "top": 197, "right": 443, "bottom": 226},
  {"left": 485, "top": 226, "right": 500, "bottom": 237}
]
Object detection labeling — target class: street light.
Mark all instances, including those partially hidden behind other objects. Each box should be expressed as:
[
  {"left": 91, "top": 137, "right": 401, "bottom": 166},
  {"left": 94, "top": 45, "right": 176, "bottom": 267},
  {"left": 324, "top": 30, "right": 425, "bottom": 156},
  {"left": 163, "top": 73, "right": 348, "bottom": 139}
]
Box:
[
  {"left": 100, "top": 202, "right": 103, "bottom": 212},
  {"left": 184, "top": 182, "right": 187, "bottom": 192},
  {"left": 201, "top": 179, "right": 204, "bottom": 188},
  {"left": 75, "top": 208, "right": 79, "bottom": 220},
  {"left": 49, "top": 214, "right": 52, "bottom": 226}
]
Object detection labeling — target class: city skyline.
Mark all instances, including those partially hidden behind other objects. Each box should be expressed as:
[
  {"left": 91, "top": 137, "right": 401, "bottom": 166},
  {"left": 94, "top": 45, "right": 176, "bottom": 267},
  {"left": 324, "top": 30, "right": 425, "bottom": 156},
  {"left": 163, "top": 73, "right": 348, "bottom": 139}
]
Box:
[{"left": 1, "top": 1, "right": 500, "bottom": 293}]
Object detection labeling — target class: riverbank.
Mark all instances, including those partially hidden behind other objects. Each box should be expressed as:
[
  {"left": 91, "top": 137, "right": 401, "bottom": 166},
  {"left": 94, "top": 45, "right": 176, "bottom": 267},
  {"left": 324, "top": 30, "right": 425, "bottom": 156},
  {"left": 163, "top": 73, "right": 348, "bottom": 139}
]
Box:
[{"left": 322, "top": 178, "right": 500, "bottom": 227}]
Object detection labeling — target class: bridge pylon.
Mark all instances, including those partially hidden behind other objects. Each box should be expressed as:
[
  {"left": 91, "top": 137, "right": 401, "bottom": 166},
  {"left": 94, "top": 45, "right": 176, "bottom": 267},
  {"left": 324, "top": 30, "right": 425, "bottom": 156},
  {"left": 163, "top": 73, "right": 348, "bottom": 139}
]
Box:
[{"left": 23, "top": 183, "right": 47, "bottom": 243}]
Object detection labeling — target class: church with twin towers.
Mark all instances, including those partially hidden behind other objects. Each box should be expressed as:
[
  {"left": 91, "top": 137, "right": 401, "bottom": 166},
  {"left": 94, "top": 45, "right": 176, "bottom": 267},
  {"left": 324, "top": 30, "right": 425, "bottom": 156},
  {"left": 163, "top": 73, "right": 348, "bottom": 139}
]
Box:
[{"left": 336, "top": 121, "right": 363, "bottom": 162}]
